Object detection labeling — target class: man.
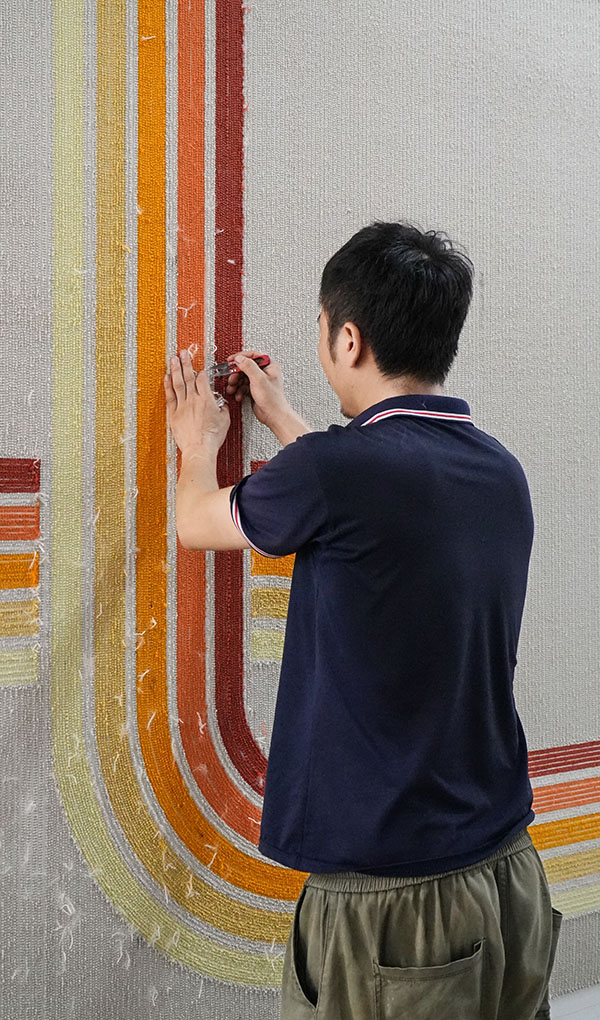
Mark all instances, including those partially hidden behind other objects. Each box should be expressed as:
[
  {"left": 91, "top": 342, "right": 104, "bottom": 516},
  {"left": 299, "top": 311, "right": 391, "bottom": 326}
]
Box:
[{"left": 164, "top": 221, "right": 562, "bottom": 1020}]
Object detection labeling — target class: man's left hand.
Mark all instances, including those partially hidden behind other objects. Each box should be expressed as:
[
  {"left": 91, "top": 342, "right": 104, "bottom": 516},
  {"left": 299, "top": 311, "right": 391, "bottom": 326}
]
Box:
[{"left": 164, "top": 349, "right": 231, "bottom": 455}]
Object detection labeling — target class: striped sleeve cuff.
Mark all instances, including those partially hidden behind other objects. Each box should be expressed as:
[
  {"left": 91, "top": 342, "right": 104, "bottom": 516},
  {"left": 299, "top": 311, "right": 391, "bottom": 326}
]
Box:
[{"left": 230, "top": 490, "right": 281, "bottom": 558}]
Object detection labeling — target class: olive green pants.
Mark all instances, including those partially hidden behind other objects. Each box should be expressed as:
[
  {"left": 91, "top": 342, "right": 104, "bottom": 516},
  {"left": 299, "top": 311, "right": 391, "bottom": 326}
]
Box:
[{"left": 280, "top": 827, "right": 562, "bottom": 1019}]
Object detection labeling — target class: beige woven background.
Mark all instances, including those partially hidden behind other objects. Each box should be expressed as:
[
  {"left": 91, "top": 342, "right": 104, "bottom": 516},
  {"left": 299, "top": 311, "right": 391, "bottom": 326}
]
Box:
[{"left": 1, "top": 1, "right": 599, "bottom": 1015}]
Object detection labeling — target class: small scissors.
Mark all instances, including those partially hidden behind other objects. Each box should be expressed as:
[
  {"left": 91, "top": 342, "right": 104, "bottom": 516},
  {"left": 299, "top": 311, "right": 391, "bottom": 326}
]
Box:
[
  {"left": 206, "top": 354, "right": 270, "bottom": 407},
  {"left": 206, "top": 354, "right": 270, "bottom": 385}
]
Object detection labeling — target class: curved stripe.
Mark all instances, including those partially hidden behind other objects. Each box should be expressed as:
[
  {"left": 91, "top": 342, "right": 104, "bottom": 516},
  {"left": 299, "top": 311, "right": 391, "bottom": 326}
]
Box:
[
  {"left": 98, "top": 0, "right": 292, "bottom": 975},
  {"left": 207, "top": 0, "right": 274, "bottom": 800},
  {"left": 0, "top": 504, "right": 40, "bottom": 541},
  {"left": 0, "top": 552, "right": 39, "bottom": 588},
  {"left": 0, "top": 458, "right": 40, "bottom": 491},
  {"left": 532, "top": 777, "right": 600, "bottom": 814},
  {"left": 50, "top": 0, "right": 287, "bottom": 981},
  {"left": 130, "top": 0, "right": 304, "bottom": 910},
  {"left": 529, "top": 739, "right": 600, "bottom": 777},
  {"left": 530, "top": 811, "right": 600, "bottom": 851},
  {"left": 126, "top": 0, "right": 304, "bottom": 905}
]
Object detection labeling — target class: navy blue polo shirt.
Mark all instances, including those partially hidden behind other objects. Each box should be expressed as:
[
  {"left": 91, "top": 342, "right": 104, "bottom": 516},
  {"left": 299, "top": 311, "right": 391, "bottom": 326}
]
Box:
[{"left": 229, "top": 393, "right": 535, "bottom": 876}]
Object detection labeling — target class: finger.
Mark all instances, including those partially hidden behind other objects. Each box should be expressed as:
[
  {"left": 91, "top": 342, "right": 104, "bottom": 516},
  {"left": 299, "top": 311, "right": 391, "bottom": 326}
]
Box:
[
  {"left": 232, "top": 353, "right": 262, "bottom": 377},
  {"left": 229, "top": 378, "right": 246, "bottom": 397},
  {"left": 227, "top": 350, "right": 260, "bottom": 362},
  {"left": 225, "top": 379, "right": 243, "bottom": 398},
  {"left": 179, "top": 349, "right": 196, "bottom": 386},
  {"left": 163, "top": 372, "right": 177, "bottom": 404},
  {"left": 170, "top": 355, "right": 185, "bottom": 392},
  {"left": 194, "top": 368, "right": 214, "bottom": 395}
]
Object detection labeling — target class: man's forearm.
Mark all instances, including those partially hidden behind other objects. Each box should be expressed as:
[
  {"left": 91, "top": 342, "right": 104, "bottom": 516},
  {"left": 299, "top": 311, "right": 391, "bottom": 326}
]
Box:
[
  {"left": 176, "top": 444, "right": 218, "bottom": 543},
  {"left": 175, "top": 407, "right": 311, "bottom": 543},
  {"left": 267, "top": 406, "right": 313, "bottom": 446}
]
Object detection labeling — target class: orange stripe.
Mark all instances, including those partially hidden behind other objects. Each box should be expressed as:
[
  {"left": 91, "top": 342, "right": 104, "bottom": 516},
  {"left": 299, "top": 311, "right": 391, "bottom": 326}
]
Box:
[
  {"left": 530, "top": 812, "right": 600, "bottom": 851},
  {"left": 0, "top": 552, "right": 39, "bottom": 588},
  {"left": 251, "top": 551, "right": 295, "bottom": 577},
  {"left": 134, "top": 0, "right": 303, "bottom": 900},
  {"left": 0, "top": 504, "right": 39, "bottom": 541},
  {"left": 532, "top": 776, "right": 600, "bottom": 814}
]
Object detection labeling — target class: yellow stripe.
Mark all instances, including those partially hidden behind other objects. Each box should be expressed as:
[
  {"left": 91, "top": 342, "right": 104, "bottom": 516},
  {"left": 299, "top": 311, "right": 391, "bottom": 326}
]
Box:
[
  {"left": 251, "top": 587, "right": 290, "bottom": 618},
  {"left": 0, "top": 598, "right": 38, "bottom": 636},
  {"left": 542, "top": 846, "right": 600, "bottom": 884}
]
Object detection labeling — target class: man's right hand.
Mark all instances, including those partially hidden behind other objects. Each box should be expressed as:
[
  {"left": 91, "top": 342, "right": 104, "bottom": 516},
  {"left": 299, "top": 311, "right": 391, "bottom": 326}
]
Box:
[{"left": 225, "top": 351, "right": 290, "bottom": 429}]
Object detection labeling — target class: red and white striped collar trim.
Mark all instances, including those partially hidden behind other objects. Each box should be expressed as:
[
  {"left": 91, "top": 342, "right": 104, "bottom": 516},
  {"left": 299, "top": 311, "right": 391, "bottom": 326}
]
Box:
[{"left": 352, "top": 395, "right": 473, "bottom": 428}]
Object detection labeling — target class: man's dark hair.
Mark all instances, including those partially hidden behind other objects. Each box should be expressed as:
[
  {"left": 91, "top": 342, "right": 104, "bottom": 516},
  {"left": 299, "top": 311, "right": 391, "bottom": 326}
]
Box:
[{"left": 319, "top": 220, "right": 474, "bottom": 386}]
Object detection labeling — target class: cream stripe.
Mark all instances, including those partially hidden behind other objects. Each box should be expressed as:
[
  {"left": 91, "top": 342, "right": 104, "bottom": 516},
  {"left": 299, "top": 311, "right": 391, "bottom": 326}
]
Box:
[
  {"left": 550, "top": 882, "right": 600, "bottom": 916},
  {"left": 0, "top": 647, "right": 38, "bottom": 686},
  {"left": 250, "top": 630, "right": 285, "bottom": 662}
]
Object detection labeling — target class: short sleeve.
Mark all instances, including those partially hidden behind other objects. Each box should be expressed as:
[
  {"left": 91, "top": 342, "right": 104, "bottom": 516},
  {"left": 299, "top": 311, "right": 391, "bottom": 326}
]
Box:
[{"left": 229, "top": 434, "right": 328, "bottom": 558}]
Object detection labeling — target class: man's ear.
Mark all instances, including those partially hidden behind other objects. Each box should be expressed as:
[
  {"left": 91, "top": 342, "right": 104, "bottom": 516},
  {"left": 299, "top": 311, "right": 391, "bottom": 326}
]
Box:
[{"left": 344, "top": 321, "right": 363, "bottom": 367}]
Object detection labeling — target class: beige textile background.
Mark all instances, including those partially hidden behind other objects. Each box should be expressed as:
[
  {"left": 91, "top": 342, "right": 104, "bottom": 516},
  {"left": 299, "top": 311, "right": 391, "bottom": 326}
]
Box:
[{"left": 1, "top": 0, "right": 599, "bottom": 1016}]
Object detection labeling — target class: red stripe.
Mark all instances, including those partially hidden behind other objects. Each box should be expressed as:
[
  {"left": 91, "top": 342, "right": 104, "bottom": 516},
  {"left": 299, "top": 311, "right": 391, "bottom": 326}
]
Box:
[
  {"left": 528, "top": 739, "right": 600, "bottom": 777},
  {"left": 212, "top": 0, "right": 267, "bottom": 795},
  {"left": 0, "top": 458, "right": 40, "bottom": 492}
]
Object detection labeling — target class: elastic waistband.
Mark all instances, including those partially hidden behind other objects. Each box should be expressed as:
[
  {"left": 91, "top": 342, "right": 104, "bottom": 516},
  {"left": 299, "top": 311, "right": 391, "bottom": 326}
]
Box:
[{"left": 305, "top": 826, "right": 533, "bottom": 893}]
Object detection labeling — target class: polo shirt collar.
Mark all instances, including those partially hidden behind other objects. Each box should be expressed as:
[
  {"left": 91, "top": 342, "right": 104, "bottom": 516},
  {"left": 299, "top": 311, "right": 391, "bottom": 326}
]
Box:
[{"left": 349, "top": 393, "right": 473, "bottom": 428}]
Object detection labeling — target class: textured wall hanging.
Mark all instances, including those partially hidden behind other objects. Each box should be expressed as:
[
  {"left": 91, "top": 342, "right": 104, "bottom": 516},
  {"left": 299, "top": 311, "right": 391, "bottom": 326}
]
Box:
[{"left": 1, "top": 0, "right": 600, "bottom": 1015}]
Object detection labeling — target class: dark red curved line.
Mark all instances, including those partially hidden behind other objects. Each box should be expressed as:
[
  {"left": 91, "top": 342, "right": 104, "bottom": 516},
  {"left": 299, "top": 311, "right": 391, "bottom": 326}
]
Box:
[
  {"left": 528, "top": 740, "right": 600, "bottom": 777},
  {"left": 0, "top": 458, "right": 40, "bottom": 492},
  {"left": 212, "top": 0, "right": 267, "bottom": 796}
]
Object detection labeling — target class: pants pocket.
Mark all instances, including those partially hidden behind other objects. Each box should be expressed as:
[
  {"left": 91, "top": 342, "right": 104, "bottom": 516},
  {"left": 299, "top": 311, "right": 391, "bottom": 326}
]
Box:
[
  {"left": 535, "top": 907, "right": 563, "bottom": 1018},
  {"left": 372, "top": 937, "right": 486, "bottom": 1020},
  {"left": 281, "top": 886, "right": 318, "bottom": 1018}
]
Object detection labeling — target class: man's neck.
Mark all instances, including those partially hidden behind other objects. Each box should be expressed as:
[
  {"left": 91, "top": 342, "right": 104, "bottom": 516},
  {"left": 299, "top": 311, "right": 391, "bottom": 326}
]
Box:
[{"left": 349, "top": 381, "right": 444, "bottom": 419}]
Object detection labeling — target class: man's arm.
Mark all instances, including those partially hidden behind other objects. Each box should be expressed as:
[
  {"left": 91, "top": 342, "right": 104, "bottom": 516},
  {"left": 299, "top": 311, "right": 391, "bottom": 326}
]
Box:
[
  {"left": 176, "top": 446, "right": 250, "bottom": 551},
  {"left": 176, "top": 406, "right": 313, "bottom": 551},
  {"left": 172, "top": 347, "right": 314, "bottom": 549},
  {"left": 267, "top": 406, "right": 313, "bottom": 446}
]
